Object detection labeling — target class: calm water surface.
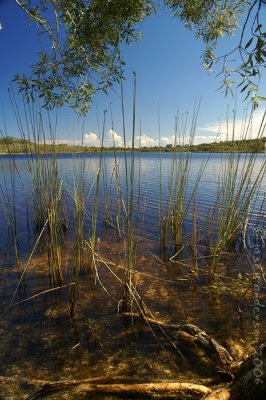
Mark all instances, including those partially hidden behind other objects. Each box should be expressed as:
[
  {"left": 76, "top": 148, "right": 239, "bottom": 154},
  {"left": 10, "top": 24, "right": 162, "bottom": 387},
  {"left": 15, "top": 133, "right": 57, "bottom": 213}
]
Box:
[{"left": 0, "top": 152, "right": 265, "bottom": 251}]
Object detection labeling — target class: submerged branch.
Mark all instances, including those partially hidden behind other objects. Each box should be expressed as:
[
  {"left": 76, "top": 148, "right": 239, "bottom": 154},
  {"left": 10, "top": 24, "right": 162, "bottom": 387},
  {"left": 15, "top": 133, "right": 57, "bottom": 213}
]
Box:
[
  {"left": 52, "top": 381, "right": 212, "bottom": 398},
  {"left": 1, "top": 321, "right": 264, "bottom": 400},
  {"left": 121, "top": 312, "right": 241, "bottom": 374},
  {"left": 0, "top": 375, "right": 211, "bottom": 400}
]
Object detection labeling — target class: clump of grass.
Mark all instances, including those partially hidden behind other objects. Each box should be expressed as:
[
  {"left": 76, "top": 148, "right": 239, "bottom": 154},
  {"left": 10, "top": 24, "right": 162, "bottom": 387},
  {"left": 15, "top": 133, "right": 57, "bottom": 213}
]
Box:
[
  {"left": 102, "top": 107, "right": 123, "bottom": 235},
  {"left": 1, "top": 88, "right": 265, "bottom": 322},
  {"left": 89, "top": 111, "right": 107, "bottom": 268},
  {"left": 160, "top": 105, "right": 209, "bottom": 260},
  {"left": 12, "top": 101, "right": 67, "bottom": 284},
  {"left": 207, "top": 109, "right": 266, "bottom": 270},
  {"left": 31, "top": 152, "right": 65, "bottom": 284}
]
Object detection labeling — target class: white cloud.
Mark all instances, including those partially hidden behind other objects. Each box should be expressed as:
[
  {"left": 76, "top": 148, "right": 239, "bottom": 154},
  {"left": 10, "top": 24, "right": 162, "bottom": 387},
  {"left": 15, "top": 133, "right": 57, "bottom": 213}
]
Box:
[
  {"left": 83, "top": 131, "right": 162, "bottom": 148},
  {"left": 130, "top": 134, "right": 159, "bottom": 147},
  {"left": 193, "top": 135, "right": 219, "bottom": 145},
  {"left": 161, "top": 135, "right": 176, "bottom": 146},
  {"left": 83, "top": 131, "right": 231, "bottom": 148},
  {"left": 128, "top": 134, "right": 180, "bottom": 148},
  {"left": 105, "top": 129, "right": 124, "bottom": 147},
  {"left": 199, "top": 108, "right": 266, "bottom": 141},
  {"left": 82, "top": 110, "right": 266, "bottom": 149},
  {"left": 84, "top": 130, "right": 124, "bottom": 147},
  {"left": 84, "top": 132, "right": 100, "bottom": 147}
]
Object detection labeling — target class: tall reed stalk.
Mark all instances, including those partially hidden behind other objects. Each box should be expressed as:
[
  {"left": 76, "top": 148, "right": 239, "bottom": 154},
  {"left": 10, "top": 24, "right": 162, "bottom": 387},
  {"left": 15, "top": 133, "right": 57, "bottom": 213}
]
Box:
[
  {"left": 72, "top": 164, "right": 86, "bottom": 273},
  {"left": 12, "top": 101, "right": 66, "bottom": 283},
  {"left": 89, "top": 111, "right": 106, "bottom": 267},
  {"left": 0, "top": 144, "right": 21, "bottom": 263},
  {"left": 0, "top": 103, "right": 32, "bottom": 263},
  {"left": 122, "top": 73, "right": 137, "bottom": 312},
  {"left": 161, "top": 104, "right": 208, "bottom": 259}
]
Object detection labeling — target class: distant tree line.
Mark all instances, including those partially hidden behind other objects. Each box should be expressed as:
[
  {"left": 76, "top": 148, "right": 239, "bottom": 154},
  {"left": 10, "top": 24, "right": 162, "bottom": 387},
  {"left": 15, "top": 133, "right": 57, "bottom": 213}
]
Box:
[
  {"left": 0, "top": 136, "right": 265, "bottom": 155},
  {"left": 189, "top": 137, "right": 266, "bottom": 153}
]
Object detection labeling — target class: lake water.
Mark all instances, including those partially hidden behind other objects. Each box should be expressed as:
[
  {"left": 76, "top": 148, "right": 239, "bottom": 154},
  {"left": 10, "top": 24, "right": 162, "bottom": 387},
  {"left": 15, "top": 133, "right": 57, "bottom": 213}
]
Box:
[
  {"left": 0, "top": 152, "right": 265, "bottom": 399},
  {"left": 0, "top": 152, "right": 265, "bottom": 254}
]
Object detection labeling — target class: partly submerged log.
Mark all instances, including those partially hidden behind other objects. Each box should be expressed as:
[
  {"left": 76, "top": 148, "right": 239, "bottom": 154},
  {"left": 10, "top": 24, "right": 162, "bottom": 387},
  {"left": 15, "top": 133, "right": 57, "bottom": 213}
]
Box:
[
  {"left": 1, "top": 316, "right": 264, "bottom": 400},
  {"left": 13, "top": 376, "right": 211, "bottom": 399},
  {"left": 62, "top": 381, "right": 212, "bottom": 397},
  {"left": 24, "top": 376, "right": 131, "bottom": 399},
  {"left": 21, "top": 348, "right": 265, "bottom": 400},
  {"left": 121, "top": 312, "right": 241, "bottom": 374},
  {"left": 121, "top": 313, "right": 266, "bottom": 399},
  {"left": 204, "top": 344, "right": 266, "bottom": 400}
]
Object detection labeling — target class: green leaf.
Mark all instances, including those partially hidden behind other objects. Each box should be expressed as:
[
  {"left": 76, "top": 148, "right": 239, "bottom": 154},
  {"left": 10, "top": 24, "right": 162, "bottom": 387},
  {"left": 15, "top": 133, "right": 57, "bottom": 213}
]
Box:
[
  {"left": 245, "top": 37, "right": 253, "bottom": 49},
  {"left": 255, "top": 24, "right": 262, "bottom": 33},
  {"left": 240, "top": 83, "right": 249, "bottom": 93}
]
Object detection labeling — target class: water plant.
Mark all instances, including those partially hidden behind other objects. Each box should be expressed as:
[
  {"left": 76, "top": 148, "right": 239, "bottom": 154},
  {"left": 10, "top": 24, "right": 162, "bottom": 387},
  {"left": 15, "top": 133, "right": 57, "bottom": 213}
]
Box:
[
  {"left": 207, "top": 109, "right": 266, "bottom": 270},
  {"left": 7, "top": 99, "right": 68, "bottom": 283},
  {"left": 1, "top": 96, "right": 266, "bottom": 400},
  {"left": 160, "top": 105, "right": 209, "bottom": 261},
  {"left": 121, "top": 73, "right": 137, "bottom": 312}
]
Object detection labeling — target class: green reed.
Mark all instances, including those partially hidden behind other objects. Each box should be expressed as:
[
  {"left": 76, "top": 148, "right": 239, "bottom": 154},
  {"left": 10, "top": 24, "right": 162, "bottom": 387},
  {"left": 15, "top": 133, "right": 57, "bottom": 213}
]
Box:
[
  {"left": 122, "top": 72, "right": 137, "bottom": 312},
  {"left": 104, "top": 106, "right": 123, "bottom": 235},
  {"left": 207, "top": 109, "right": 266, "bottom": 270},
  {"left": 160, "top": 104, "right": 209, "bottom": 260},
  {"left": 90, "top": 111, "right": 106, "bottom": 264},
  {"left": 103, "top": 158, "right": 123, "bottom": 236},
  {"left": 0, "top": 105, "right": 32, "bottom": 263},
  {"left": 1, "top": 89, "right": 265, "bottom": 308},
  {"left": 0, "top": 141, "right": 21, "bottom": 263},
  {"left": 11, "top": 101, "right": 67, "bottom": 284},
  {"left": 72, "top": 163, "right": 86, "bottom": 273}
]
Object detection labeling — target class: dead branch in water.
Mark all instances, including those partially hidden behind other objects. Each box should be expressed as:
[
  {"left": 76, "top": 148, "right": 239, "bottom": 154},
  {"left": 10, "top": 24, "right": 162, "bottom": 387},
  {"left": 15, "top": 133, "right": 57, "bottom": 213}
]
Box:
[
  {"left": 1, "top": 316, "right": 264, "bottom": 400},
  {"left": 203, "top": 345, "right": 266, "bottom": 400},
  {"left": 121, "top": 312, "right": 241, "bottom": 374},
  {"left": 27, "top": 381, "right": 212, "bottom": 399}
]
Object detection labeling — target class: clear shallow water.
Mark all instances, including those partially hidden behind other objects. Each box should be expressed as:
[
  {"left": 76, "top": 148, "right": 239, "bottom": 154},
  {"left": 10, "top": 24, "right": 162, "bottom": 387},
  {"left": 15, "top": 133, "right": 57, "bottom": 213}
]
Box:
[
  {"left": 0, "top": 152, "right": 265, "bottom": 254},
  {"left": 0, "top": 152, "right": 265, "bottom": 399}
]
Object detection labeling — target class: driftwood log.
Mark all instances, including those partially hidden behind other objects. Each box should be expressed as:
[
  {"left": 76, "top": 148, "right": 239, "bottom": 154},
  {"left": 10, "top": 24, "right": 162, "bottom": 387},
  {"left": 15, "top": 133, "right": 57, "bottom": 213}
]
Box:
[
  {"left": 121, "top": 312, "right": 266, "bottom": 399},
  {"left": 1, "top": 313, "right": 265, "bottom": 399},
  {"left": 203, "top": 344, "right": 266, "bottom": 400},
  {"left": 121, "top": 312, "right": 241, "bottom": 374},
  {"left": 0, "top": 375, "right": 212, "bottom": 399}
]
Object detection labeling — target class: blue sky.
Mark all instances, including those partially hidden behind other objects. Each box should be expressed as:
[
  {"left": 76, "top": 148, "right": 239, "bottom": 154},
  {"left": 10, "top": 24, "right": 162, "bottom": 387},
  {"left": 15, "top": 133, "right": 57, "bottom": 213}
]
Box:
[{"left": 0, "top": 1, "right": 265, "bottom": 146}]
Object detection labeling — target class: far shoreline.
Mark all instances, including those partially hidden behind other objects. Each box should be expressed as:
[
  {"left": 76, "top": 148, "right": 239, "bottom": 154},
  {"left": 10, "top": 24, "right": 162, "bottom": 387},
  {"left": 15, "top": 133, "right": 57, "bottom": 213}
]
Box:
[
  {"left": 0, "top": 149, "right": 265, "bottom": 156},
  {"left": 0, "top": 136, "right": 265, "bottom": 155}
]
